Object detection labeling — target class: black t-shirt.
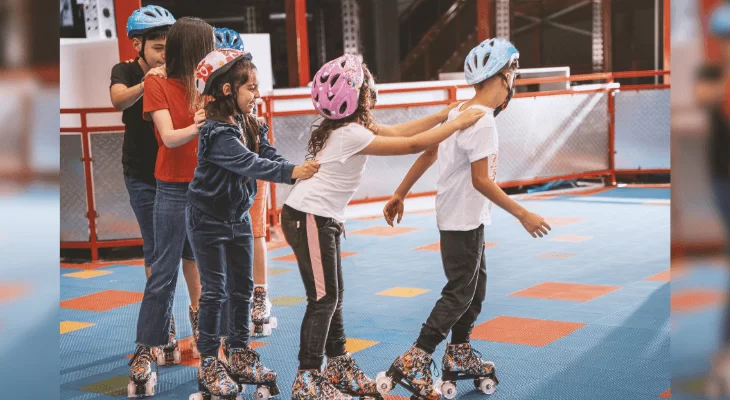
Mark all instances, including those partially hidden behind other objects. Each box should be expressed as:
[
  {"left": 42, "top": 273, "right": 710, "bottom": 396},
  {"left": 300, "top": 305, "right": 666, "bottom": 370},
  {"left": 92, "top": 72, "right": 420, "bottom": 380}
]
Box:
[
  {"left": 710, "top": 107, "right": 730, "bottom": 178},
  {"left": 110, "top": 59, "right": 158, "bottom": 184}
]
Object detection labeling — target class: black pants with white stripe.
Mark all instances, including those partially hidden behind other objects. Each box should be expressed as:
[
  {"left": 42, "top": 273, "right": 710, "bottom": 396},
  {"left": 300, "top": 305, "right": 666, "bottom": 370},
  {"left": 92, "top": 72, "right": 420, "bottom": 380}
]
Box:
[{"left": 281, "top": 204, "right": 347, "bottom": 369}]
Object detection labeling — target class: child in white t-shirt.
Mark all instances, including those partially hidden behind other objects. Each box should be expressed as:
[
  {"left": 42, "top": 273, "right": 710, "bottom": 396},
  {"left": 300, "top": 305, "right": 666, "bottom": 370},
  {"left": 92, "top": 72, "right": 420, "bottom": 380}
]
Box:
[
  {"left": 378, "top": 38, "right": 551, "bottom": 399},
  {"left": 282, "top": 54, "right": 485, "bottom": 399}
]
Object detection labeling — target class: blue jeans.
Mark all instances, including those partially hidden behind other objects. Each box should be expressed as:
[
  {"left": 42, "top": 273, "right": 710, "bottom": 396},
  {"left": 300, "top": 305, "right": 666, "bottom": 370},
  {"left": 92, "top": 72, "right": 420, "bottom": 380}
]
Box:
[
  {"left": 135, "top": 180, "right": 195, "bottom": 347},
  {"left": 123, "top": 176, "right": 156, "bottom": 267},
  {"left": 186, "top": 204, "right": 253, "bottom": 357}
]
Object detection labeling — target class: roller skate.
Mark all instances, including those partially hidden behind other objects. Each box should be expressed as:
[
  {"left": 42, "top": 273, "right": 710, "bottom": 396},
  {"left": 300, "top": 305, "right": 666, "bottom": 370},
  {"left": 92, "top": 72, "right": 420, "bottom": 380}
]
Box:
[
  {"left": 324, "top": 353, "right": 383, "bottom": 399},
  {"left": 157, "top": 315, "right": 181, "bottom": 366},
  {"left": 227, "top": 345, "right": 280, "bottom": 399},
  {"left": 250, "top": 286, "right": 277, "bottom": 337},
  {"left": 189, "top": 356, "right": 240, "bottom": 400},
  {"left": 291, "top": 369, "right": 352, "bottom": 400},
  {"left": 375, "top": 345, "right": 441, "bottom": 400},
  {"left": 127, "top": 345, "right": 157, "bottom": 398},
  {"left": 434, "top": 343, "right": 498, "bottom": 398},
  {"left": 190, "top": 306, "right": 200, "bottom": 359}
]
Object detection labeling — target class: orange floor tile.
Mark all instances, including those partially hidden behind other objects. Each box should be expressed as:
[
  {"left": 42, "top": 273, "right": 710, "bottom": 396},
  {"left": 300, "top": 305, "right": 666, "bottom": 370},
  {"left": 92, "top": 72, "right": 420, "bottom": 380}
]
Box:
[
  {"left": 536, "top": 252, "right": 576, "bottom": 260},
  {"left": 659, "top": 388, "right": 670, "bottom": 398},
  {"left": 471, "top": 316, "right": 586, "bottom": 347},
  {"left": 273, "top": 251, "right": 357, "bottom": 263},
  {"left": 0, "top": 283, "right": 28, "bottom": 303},
  {"left": 60, "top": 290, "right": 144, "bottom": 312},
  {"left": 551, "top": 236, "right": 592, "bottom": 243},
  {"left": 671, "top": 289, "right": 726, "bottom": 313},
  {"left": 510, "top": 282, "right": 621, "bottom": 302},
  {"left": 646, "top": 269, "right": 671, "bottom": 282},
  {"left": 349, "top": 226, "right": 420, "bottom": 237},
  {"left": 60, "top": 259, "right": 145, "bottom": 270},
  {"left": 414, "top": 241, "right": 498, "bottom": 252}
]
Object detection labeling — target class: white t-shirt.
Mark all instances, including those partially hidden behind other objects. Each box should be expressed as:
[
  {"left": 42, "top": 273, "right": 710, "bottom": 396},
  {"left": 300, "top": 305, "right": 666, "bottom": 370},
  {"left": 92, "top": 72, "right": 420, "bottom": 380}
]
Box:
[
  {"left": 435, "top": 104, "right": 498, "bottom": 231},
  {"left": 285, "top": 123, "right": 375, "bottom": 222}
]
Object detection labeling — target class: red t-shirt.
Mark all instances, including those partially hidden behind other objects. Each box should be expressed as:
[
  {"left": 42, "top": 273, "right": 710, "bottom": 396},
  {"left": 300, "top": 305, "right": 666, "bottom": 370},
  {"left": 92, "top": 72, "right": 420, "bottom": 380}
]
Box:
[{"left": 143, "top": 76, "right": 198, "bottom": 183}]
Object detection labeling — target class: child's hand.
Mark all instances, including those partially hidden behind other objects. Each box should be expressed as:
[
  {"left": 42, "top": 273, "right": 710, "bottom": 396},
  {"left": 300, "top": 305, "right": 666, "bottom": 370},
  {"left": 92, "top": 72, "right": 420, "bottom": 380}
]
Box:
[
  {"left": 193, "top": 109, "right": 206, "bottom": 130},
  {"left": 438, "top": 102, "right": 460, "bottom": 121},
  {"left": 452, "top": 108, "right": 485, "bottom": 129},
  {"left": 383, "top": 196, "right": 404, "bottom": 226},
  {"left": 145, "top": 66, "right": 167, "bottom": 79},
  {"left": 519, "top": 211, "right": 551, "bottom": 238},
  {"left": 292, "top": 160, "right": 320, "bottom": 180}
]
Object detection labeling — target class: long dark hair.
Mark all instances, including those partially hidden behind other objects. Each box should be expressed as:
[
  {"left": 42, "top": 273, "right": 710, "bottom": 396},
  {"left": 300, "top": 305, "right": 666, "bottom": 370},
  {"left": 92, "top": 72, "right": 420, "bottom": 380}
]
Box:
[
  {"left": 306, "top": 64, "right": 376, "bottom": 160},
  {"left": 204, "top": 58, "right": 260, "bottom": 153},
  {"left": 165, "top": 17, "right": 215, "bottom": 112}
]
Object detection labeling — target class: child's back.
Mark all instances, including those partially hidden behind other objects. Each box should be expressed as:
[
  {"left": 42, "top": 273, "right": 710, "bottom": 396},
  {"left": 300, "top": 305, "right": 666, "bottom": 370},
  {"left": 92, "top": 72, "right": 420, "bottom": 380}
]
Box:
[{"left": 436, "top": 104, "right": 498, "bottom": 231}]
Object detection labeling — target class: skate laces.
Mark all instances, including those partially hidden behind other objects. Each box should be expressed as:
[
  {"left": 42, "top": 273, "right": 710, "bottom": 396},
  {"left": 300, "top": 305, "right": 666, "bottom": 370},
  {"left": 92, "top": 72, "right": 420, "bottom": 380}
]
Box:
[{"left": 129, "top": 346, "right": 153, "bottom": 366}]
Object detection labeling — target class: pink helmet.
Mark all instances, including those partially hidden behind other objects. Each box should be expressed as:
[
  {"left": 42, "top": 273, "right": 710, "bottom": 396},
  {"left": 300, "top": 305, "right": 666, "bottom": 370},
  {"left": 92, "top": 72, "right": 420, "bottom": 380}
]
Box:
[{"left": 311, "top": 54, "right": 364, "bottom": 120}]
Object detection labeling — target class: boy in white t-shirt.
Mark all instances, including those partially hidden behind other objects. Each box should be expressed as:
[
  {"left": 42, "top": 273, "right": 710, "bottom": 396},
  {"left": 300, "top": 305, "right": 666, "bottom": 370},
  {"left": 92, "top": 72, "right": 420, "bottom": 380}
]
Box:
[{"left": 377, "top": 39, "right": 551, "bottom": 399}]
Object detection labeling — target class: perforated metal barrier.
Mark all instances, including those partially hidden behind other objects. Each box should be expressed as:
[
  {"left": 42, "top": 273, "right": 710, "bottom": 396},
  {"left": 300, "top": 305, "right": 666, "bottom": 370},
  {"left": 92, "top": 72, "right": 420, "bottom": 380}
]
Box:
[{"left": 614, "top": 89, "right": 670, "bottom": 171}]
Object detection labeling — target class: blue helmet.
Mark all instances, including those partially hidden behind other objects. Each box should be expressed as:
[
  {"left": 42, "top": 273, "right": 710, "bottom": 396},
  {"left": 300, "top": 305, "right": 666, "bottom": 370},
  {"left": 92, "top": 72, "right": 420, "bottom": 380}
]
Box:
[
  {"left": 464, "top": 38, "right": 519, "bottom": 85},
  {"left": 126, "top": 5, "right": 175, "bottom": 39},
  {"left": 710, "top": 2, "right": 730, "bottom": 37},
  {"left": 215, "top": 28, "right": 245, "bottom": 51}
]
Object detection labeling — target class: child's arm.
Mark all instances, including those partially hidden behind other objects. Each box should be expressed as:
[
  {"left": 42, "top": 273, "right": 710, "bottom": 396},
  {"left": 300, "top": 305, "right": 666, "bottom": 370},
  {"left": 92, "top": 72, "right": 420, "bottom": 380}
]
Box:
[
  {"left": 110, "top": 66, "right": 166, "bottom": 111},
  {"left": 383, "top": 147, "right": 438, "bottom": 226},
  {"left": 207, "top": 131, "right": 318, "bottom": 184},
  {"left": 359, "top": 108, "right": 484, "bottom": 156},
  {"left": 470, "top": 158, "right": 551, "bottom": 238},
  {"left": 374, "top": 102, "right": 458, "bottom": 137},
  {"left": 150, "top": 109, "right": 206, "bottom": 148}
]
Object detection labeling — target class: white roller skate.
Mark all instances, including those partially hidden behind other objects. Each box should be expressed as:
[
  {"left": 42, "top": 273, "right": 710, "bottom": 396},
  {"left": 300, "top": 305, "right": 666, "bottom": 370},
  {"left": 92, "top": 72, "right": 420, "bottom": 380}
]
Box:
[
  {"left": 433, "top": 342, "right": 498, "bottom": 398},
  {"left": 250, "top": 286, "right": 277, "bottom": 337},
  {"left": 157, "top": 315, "right": 181, "bottom": 366},
  {"left": 127, "top": 345, "right": 157, "bottom": 398},
  {"left": 227, "top": 345, "right": 280, "bottom": 399},
  {"left": 189, "top": 356, "right": 239, "bottom": 400},
  {"left": 375, "top": 344, "right": 441, "bottom": 400}
]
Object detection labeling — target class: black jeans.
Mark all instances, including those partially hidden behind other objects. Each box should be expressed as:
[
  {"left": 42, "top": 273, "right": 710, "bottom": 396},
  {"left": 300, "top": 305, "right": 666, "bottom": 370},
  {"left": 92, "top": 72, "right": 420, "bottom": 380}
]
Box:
[
  {"left": 186, "top": 204, "right": 253, "bottom": 357},
  {"left": 417, "top": 224, "right": 488, "bottom": 354},
  {"left": 281, "top": 205, "right": 347, "bottom": 370}
]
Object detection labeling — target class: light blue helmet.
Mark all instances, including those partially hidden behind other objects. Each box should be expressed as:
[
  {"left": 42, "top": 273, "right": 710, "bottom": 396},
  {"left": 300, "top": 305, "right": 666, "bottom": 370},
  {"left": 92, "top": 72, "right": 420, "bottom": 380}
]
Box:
[
  {"left": 464, "top": 38, "right": 520, "bottom": 85},
  {"left": 215, "top": 28, "right": 245, "bottom": 51},
  {"left": 710, "top": 2, "right": 730, "bottom": 37},
  {"left": 126, "top": 5, "right": 175, "bottom": 39}
]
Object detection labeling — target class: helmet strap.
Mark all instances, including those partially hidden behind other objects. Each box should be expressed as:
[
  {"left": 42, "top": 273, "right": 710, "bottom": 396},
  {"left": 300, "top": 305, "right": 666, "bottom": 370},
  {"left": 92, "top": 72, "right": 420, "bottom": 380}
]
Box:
[{"left": 494, "top": 72, "right": 515, "bottom": 117}]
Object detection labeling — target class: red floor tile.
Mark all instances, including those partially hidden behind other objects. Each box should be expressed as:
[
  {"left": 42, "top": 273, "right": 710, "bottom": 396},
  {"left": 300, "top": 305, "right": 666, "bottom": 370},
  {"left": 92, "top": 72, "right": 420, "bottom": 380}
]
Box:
[
  {"left": 471, "top": 316, "right": 585, "bottom": 347},
  {"left": 414, "top": 241, "right": 499, "bottom": 252},
  {"left": 671, "top": 290, "right": 725, "bottom": 313},
  {"left": 659, "top": 388, "right": 670, "bottom": 398},
  {"left": 60, "top": 259, "right": 145, "bottom": 270},
  {"left": 61, "top": 290, "right": 144, "bottom": 312},
  {"left": 0, "top": 283, "right": 28, "bottom": 303},
  {"left": 510, "top": 282, "right": 621, "bottom": 302},
  {"left": 646, "top": 270, "right": 671, "bottom": 282}
]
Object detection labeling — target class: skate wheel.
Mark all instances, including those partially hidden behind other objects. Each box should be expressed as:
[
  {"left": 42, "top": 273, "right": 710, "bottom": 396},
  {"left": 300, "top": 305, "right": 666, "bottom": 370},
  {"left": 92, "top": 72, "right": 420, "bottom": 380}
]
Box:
[
  {"left": 173, "top": 349, "right": 182, "bottom": 364},
  {"left": 479, "top": 377, "right": 497, "bottom": 395},
  {"left": 269, "top": 317, "right": 277, "bottom": 329},
  {"left": 375, "top": 371, "right": 393, "bottom": 394},
  {"left": 262, "top": 324, "right": 273, "bottom": 336},
  {"left": 255, "top": 386, "right": 271, "bottom": 399},
  {"left": 438, "top": 379, "right": 457, "bottom": 399},
  {"left": 127, "top": 380, "right": 137, "bottom": 398},
  {"left": 189, "top": 392, "right": 204, "bottom": 400}
]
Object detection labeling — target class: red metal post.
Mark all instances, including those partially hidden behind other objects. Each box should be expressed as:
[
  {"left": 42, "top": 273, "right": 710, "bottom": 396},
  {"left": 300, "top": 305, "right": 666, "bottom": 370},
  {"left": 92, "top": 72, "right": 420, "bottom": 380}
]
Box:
[
  {"left": 80, "top": 113, "right": 100, "bottom": 260},
  {"left": 663, "top": 0, "right": 670, "bottom": 84},
  {"left": 285, "top": 0, "right": 311, "bottom": 87},
  {"left": 113, "top": 0, "right": 141, "bottom": 62},
  {"left": 476, "top": 0, "right": 493, "bottom": 42},
  {"left": 701, "top": 0, "right": 723, "bottom": 62}
]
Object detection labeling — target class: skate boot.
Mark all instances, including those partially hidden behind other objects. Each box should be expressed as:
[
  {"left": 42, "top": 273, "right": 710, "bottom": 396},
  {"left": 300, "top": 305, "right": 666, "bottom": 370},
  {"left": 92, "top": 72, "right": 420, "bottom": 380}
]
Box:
[
  {"left": 189, "top": 356, "right": 239, "bottom": 400},
  {"left": 227, "top": 345, "right": 280, "bottom": 398},
  {"left": 158, "top": 315, "right": 181, "bottom": 366},
  {"left": 435, "top": 342, "right": 498, "bottom": 398},
  {"left": 375, "top": 344, "right": 441, "bottom": 400},
  {"left": 250, "top": 286, "right": 277, "bottom": 337},
  {"left": 324, "top": 353, "right": 383, "bottom": 399},
  {"left": 127, "top": 345, "right": 157, "bottom": 398},
  {"left": 189, "top": 306, "right": 200, "bottom": 359},
  {"left": 291, "top": 369, "right": 352, "bottom": 400}
]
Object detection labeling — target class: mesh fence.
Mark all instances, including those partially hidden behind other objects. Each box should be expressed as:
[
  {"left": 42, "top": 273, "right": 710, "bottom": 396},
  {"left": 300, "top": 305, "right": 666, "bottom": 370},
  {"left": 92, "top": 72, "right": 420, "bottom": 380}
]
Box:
[
  {"left": 614, "top": 89, "right": 670, "bottom": 170},
  {"left": 60, "top": 134, "right": 89, "bottom": 242},
  {"left": 90, "top": 132, "right": 142, "bottom": 241}
]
